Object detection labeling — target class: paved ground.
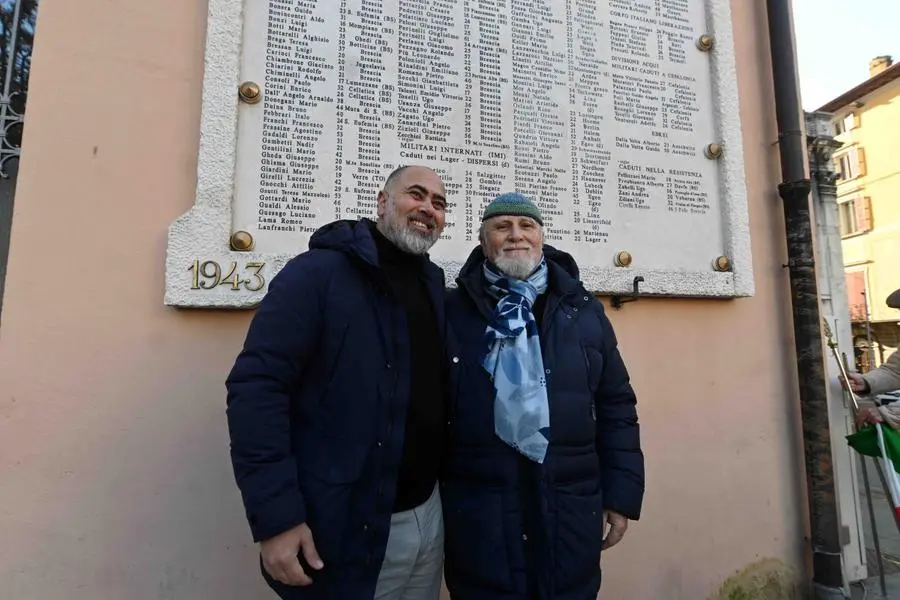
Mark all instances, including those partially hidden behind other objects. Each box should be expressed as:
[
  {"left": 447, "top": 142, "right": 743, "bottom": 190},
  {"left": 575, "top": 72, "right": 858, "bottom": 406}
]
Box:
[{"left": 849, "top": 572, "right": 900, "bottom": 599}]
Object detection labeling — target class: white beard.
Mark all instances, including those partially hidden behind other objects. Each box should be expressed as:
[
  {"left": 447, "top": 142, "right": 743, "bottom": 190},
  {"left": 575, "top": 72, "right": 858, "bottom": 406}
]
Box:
[{"left": 493, "top": 255, "right": 540, "bottom": 280}]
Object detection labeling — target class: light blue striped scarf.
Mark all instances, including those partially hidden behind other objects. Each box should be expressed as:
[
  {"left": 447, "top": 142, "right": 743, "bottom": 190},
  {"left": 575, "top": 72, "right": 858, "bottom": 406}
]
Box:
[{"left": 482, "top": 258, "right": 550, "bottom": 463}]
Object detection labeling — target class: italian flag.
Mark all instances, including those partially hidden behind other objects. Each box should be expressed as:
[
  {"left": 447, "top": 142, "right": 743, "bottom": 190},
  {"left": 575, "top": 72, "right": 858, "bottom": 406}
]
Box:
[{"left": 847, "top": 423, "right": 900, "bottom": 519}]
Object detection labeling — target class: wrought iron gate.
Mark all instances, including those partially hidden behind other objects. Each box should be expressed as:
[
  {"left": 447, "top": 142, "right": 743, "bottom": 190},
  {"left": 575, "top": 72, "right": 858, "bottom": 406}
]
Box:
[{"left": 0, "top": 0, "right": 38, "bottom": 318}]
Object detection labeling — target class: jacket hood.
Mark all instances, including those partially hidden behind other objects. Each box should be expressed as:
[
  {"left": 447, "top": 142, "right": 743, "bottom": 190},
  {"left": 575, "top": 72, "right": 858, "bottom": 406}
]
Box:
[
  {"left": 457, "top": 243, "right": 580, "bottom": 282},
  {"left": 308, "top": 218, "right": 381, "bottom": 268}
]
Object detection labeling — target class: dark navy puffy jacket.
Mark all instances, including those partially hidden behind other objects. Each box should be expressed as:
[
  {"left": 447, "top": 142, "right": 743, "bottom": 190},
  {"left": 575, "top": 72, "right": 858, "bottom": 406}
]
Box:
[
  {"left": 442, "top": 245, "right": 644, "bottom": 600},
  {"left": 226, "top": 218, "right": 447, "bottom": 599}
]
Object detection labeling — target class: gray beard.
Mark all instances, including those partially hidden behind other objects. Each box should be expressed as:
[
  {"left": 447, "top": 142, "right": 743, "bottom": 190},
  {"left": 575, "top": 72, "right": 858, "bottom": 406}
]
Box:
[
  {"left": 378, "top": 217, "right": 438, "bottom": 255},
  {"left": 493, "top": 255, "right": 540, "bottom": 280}
]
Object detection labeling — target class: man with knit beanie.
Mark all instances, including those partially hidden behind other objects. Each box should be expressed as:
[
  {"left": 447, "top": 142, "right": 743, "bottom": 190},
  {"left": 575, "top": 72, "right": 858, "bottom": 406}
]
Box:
[{"left": 441, "top": 191, "right": 645, "bottom": 598}]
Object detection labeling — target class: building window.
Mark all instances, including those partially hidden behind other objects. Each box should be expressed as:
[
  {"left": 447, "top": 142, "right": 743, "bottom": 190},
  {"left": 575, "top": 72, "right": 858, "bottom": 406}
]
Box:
[
  {"left": 835, "top": 112, "right": 860, "bottom": 135},
  {"left": 834, "top": 146, "right": 867, "bottom": 181},
  {"left": 838, "top": 195, "right": 872, "bottom": 236}
]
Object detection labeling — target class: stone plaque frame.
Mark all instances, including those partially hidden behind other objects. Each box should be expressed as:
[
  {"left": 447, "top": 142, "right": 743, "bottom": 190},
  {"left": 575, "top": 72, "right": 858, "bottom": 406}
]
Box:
[{"left": 165, "top": 0, "right": 753, "bottom": 309}]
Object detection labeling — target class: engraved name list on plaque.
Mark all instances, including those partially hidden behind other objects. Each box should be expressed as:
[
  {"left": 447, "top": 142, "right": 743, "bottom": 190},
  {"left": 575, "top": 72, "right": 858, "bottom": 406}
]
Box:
[{"left": 165, "top": 0, "right": 752, "bottom": 308}]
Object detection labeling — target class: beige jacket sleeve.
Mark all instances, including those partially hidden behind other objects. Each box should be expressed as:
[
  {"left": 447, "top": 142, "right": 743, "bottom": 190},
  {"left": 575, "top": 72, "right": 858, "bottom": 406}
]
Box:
[
  {"left": 863, "top": 350, "right": 900, "bottom": 396},
  {"left": 877, "top": 404, "right": 900, "bottom": 430}
]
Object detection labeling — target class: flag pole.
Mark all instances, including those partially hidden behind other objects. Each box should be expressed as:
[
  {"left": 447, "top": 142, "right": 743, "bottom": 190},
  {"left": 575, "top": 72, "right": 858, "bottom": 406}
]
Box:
[{"left": 822, "top": 320, "right": 889, "bottom": 595}]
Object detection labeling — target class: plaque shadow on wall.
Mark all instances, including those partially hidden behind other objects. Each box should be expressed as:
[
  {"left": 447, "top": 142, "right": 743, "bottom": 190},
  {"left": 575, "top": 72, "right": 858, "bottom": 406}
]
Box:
[{"left": 165, "top": 0, "right": 753, "bottom": 309}]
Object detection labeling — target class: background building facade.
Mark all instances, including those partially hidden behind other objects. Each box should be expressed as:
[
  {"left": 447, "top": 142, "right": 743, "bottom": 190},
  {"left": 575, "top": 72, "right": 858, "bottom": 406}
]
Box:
[{"left": 819, "top": 56, "right": 900, "bottom": 372}]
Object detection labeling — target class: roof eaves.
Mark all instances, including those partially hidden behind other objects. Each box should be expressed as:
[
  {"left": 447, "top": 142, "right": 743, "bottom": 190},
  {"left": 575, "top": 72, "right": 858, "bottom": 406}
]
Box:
[{"left": 816, "top": 63, "right": 900, "bottom": 113}]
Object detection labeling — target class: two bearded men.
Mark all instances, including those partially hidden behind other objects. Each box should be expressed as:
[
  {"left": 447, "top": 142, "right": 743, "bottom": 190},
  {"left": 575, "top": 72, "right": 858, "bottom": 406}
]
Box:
[{"left": 226, "top": 165, "right": 644, "bottom": 599}]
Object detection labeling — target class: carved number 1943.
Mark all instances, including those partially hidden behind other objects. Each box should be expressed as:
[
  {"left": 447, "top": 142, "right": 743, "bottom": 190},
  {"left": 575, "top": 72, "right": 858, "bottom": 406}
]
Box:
[{"left": 188, "top": 260, "right": 266, "bottom": 292}]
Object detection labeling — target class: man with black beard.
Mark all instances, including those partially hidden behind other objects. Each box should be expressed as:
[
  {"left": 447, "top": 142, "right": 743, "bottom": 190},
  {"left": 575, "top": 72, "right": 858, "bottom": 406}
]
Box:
[{"left": 226, "top": 165, "right": 450, "bottom": 600}]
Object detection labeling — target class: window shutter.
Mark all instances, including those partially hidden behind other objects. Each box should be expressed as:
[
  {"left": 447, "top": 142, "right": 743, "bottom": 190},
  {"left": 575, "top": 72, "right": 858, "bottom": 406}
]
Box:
[
  {"left": 845, "top": 270, "right": 866, "bottom": 321},
  {"left": 855, "top": 196, "right": 872, "bottom": 231},
  {"left": 853, "top": 113, "right": 861, "bottom": 129},
  {"left": 843, "top": 113, "right": 857, "bottom": 132},
  {"left": 857, "top": 147, "right": 868, "bottom": 177}
]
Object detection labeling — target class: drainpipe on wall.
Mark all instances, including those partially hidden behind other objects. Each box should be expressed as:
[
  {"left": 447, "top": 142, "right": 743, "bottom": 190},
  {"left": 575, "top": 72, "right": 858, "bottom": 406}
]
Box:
[{"left": 765, "top": 1, "right": 845, "bottom": 597}]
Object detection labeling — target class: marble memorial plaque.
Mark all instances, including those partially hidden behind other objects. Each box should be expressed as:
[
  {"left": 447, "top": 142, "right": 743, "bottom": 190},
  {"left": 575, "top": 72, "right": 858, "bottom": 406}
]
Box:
[{"left": 166, "top": 0, "right": 752, "bottom": 308}]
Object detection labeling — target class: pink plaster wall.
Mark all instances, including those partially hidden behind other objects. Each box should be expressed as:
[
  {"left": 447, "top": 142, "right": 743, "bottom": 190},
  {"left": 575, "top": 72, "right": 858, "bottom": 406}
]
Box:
[{"left": 0, "top": 0, "right": 807, "bottom": 598}]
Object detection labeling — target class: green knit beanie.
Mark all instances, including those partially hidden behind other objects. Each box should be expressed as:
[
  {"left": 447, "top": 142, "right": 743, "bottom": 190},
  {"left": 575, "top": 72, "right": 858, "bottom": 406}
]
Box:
[{"left": 481, "top": 192, "right": 543, "bottom": 226}]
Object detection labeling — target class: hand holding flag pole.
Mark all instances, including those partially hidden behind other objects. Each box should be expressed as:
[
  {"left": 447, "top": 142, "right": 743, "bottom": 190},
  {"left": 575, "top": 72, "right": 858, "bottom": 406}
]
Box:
[
  {"left": 824, "top": 319, "right": 898, "bottom": 595},
  {"left": 824, "top": 319, "right": 900, "bottom": 525}
]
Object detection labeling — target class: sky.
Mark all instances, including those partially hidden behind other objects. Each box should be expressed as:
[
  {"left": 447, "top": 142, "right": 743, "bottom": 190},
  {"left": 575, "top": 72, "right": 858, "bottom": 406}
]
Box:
[{"left": 792, "top": 0, "right": 900, "bottom": 110}]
